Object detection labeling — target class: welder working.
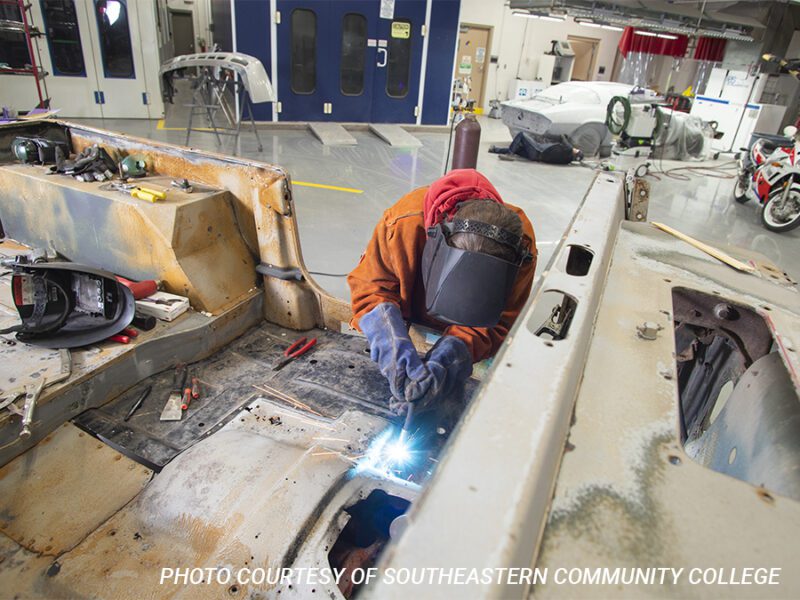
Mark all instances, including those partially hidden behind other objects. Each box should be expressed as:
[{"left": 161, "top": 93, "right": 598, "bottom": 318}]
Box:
[{"left": 348, "top": 169, "right": 537, "bottom": 428}]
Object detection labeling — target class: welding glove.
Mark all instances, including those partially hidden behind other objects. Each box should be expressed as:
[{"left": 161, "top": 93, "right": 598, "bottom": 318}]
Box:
[
  {"left": 418, "top": 335, "right": 473, "bottom": 405},
  {"left": 387, "top": 335, "right": 474, "bottom": 417},
  {"left": 360, "top": 303, "right": 433, "bottom": 406}
]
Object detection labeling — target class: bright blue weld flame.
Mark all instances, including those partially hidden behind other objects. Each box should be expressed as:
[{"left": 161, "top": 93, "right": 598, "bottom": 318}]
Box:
[{"left": 355, "top": 426, "right": 416, "bottom": 477}]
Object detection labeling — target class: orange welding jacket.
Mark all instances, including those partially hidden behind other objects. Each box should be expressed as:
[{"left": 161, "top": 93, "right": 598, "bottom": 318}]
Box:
[{"left": 347, "top": 171, "right": 537, "bottom": 363}]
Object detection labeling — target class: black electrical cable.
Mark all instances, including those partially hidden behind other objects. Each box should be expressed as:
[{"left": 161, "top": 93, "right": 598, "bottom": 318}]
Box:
[
  {"left": 646, "top": 160, "right": 738, "bottom": 181},
  {"left": 0, "top": 275, "right": 71, "bottom": 335},
  {"left": 308, "top": 271, "right": 349, "bottom": 278},
  {"left": 443, "top": 109, "right": 458, "bottom": 175}
]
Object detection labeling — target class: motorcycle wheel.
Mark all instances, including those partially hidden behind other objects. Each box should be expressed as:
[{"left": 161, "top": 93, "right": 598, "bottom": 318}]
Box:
[
  {"left": 733, "top": 178, "right": 750, "bottom": 203},
  {"left": 761, "top": 188, "right": 800, "bottom": 233}
]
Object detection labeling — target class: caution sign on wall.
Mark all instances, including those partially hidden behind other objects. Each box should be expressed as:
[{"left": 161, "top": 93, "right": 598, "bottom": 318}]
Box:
[{"left": 391, "top": 22, "right": 411, "bottom": 39}]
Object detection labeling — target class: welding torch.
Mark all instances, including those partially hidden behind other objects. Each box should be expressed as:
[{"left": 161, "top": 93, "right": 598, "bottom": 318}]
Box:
[{"left": 399, "top": 402, "right": 415, "bottom": 443}]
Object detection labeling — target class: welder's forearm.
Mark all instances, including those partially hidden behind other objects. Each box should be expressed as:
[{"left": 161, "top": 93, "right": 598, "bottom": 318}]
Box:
[
  {"left": 346, "top": 219, "right": 403, "bottom": 330},
  {"left": 347, "top": 265, "right": 402, "bottom": 330}
]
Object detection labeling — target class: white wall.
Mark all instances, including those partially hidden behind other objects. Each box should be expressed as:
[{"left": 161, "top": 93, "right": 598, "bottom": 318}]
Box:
[
  {"left": 459, "top": 0, "right": 624, "bottom": 102},
  {"left": 164, "top": 0, "right": 213, "bottom": 52}
]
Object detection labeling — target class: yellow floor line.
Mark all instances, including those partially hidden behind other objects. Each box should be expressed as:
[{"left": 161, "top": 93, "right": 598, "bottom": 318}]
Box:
[
  {"left": 156, "top": 119, "right": 216, "bottom": 132},
  {"left": 293, "top": 181, "right": 363, "bottom": 194},
  {"left": 156, "top": 120, "right": 362, "bottom": 194}
]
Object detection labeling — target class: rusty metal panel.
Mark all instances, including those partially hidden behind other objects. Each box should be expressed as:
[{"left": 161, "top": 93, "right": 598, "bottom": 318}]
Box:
[
  {"left": 533, "top": 222, "right": 800, "bottom": 598},
  {"left": 0, "top": 120, "right": 356, "bottom": 333},
  {"left": 21, "top": 400, "right": 399, "bottom": 599},
  {"left": 0, "top": 532, "right": 53, "bottom": 597},
  {"left": 0, "top": 167, "right": 256, "bottom": 315},
  {"left": 0, "top": 422, "right": 152, "bottom": 556},
  {"left": 0, "top": 291, "right": 263, "bottom": 467}
]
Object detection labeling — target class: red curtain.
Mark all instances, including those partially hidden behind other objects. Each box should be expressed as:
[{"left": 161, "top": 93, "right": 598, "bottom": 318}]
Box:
[
  {"left": 618, "top": 26, "right": 689, "bottom": 58},
  {"left": 694, "top": 37, "right": 726, "bottom": 62}
]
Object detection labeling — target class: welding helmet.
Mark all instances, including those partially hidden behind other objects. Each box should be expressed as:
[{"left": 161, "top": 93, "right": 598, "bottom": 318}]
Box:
[
  {"left": 421, "top": 218, "right": 531, "bottom": 328},
  {"left": 0, "top": 260, "right": 134, "bottom": 348}
]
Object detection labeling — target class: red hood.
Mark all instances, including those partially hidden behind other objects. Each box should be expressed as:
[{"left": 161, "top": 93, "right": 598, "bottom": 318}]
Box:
[{"left": 423, "top": 169, "right": 504, "bottom": 228}]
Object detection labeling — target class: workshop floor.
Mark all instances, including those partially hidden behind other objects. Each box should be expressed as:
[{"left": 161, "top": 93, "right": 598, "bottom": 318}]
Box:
[{"left": 70, "top": 115, "right": 800, "bottom": 297}]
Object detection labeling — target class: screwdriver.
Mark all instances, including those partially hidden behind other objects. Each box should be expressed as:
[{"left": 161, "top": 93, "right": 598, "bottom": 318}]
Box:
[{"left": 124, "top": 385, "right": 152, "bottom": 421}]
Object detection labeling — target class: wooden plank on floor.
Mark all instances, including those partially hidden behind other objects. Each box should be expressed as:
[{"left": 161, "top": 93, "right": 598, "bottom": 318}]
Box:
[
  {"left": 308, "top": 122, "right": 357, "bottom": 146},
  {"left": 369, "top": 123, "right": 423, "bottom": 148}
]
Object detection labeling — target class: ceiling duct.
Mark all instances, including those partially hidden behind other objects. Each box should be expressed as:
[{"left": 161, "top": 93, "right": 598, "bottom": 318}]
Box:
[{"left": 507, "top": 0, "right": 773, "bottom": 41}]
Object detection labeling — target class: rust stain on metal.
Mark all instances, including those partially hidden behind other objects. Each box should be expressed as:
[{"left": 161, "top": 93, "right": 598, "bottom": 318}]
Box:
[
  {"left": 538, "top": 431, "right": 676, "bottom": 566},
  {"left": 69, "top": 126, "right": 288, "bottom": 256},
  {"left": 0, "top": 423, "right": 151, "bottom": 556},
  {"left": 0, "top": 166, "right": 256, "bottom": 314}
]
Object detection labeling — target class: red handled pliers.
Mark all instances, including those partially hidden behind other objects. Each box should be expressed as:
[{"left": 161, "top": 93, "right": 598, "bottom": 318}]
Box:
[{"left": 273, "top": 336, "right": 317, "bottom": 371}]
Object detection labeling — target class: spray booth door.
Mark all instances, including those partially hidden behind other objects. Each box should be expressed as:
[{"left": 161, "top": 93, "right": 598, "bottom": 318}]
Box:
[{"left": 276, "top": 0, "right": 425, "bottom": 123}]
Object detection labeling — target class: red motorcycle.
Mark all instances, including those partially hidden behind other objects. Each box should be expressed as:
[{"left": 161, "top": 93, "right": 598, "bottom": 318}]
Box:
[{"left": 734, "top": 127, "right": 800, "bottom": 233}]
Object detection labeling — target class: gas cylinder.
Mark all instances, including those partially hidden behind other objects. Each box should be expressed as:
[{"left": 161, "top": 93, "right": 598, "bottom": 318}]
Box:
[{"left": 451, "top": 113, "right": 481, "bottom": 170}]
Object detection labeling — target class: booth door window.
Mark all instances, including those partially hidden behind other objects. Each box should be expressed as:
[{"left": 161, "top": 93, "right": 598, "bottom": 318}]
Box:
[
  {"left": 290, "top": 8, "right": 316, "bottom": 94},
  {"left": 276, "top": 1, "right": 329, "bottom": 121},
  {"left": 82, "top": 0, "right": 152, "bottom": 118},
  {"left": 93, "top": 0, "right": 134, "bottom": 78},
  {"left": 370, "top": 2, "right": 426, "bottom": 124},
  {"left": 340, "top": 13, "right": 367, "bottom": 96},
  {"left": 0, "top": 4, "right": 30, "bottom": 70},
  {"left": 41, "top": 0, "right": 86, "bottom": 76}
]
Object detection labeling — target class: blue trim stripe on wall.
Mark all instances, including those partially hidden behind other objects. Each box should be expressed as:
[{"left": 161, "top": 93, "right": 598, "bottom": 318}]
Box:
[
  {"left": 234, "top": 0, "right": 272, "bottom": 121},
  {"left": 422, "top": 0, "right": 460, "bottom": 125}
]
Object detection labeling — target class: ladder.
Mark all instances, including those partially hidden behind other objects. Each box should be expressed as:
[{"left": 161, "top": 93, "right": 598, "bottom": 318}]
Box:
[{"left": 0, "top": 0, "right": 50, "bottom": 108}]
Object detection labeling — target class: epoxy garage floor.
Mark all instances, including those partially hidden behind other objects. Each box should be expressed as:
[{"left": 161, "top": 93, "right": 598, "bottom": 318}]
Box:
[{"left": 72, "top": 117, "right": 800, "bottom": 298}]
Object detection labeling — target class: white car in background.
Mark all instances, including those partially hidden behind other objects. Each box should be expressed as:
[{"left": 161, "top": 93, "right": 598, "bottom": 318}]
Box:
[{"left": 501, "top": 81, "right": 659, "bottom": 156}]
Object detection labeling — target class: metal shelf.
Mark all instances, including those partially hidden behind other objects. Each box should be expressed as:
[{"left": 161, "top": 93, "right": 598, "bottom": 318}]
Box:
[{"left": 0, "top": 0, "right": 49, "bottom": 107}]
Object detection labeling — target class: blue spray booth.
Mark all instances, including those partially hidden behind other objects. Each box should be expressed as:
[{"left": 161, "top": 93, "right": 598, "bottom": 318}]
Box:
[{"left": 223, "top": 0, "right": 461, "bottom": 125}]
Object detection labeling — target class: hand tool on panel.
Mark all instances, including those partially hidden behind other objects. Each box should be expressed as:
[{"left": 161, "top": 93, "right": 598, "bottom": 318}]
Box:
[
  {"left": 124, "top": 385, "right": 152, "bottom": 421},
  {"left": 116, "top": 276, "right": 158, "bottom": 300},
  {"left": 180, "top": 375, "right": 198, "bottom": 410},
  {"left": 108, "top": 334, "right": 130, "bottom": 344},
  {"left": 1, "top": 350, "right": 71, "bottom": 438},
  {"left": 122, "top": 327, "right": 138, "bottom": 338},
  {"left": 273, "top": 337, "right": 317, "bottom": 371},
  {"left": 171, "top": 178, "right": 193, "bottom": 193},
  {"left": 181, "top": 385, "right": 192, "bottom": 411},
  {"left": 18, "top": 379, "right": 44, "bottom": 438},
  {"left": 109, "top": 182, "right": 166, "bottom": 203},
  {"left": 160, "top": 365, "right": 187, "bottom": 421}
]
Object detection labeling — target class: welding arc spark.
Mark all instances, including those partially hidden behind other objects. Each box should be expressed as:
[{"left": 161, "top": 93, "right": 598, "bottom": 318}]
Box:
[{"left": 354, "top": 427, "right": 416, "bottom": 478}]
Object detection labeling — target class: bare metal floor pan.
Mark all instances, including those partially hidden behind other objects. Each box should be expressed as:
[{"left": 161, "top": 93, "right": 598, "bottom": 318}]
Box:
[{"left": 74, "top": 322, "right": 470, "bottom": 470}]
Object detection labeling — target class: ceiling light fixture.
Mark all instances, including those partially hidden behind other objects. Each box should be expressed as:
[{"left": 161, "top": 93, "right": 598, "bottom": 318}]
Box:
[
  {"left": 657, "top": 33, "right": 678, "bottom": 40},
  {"left": 634, "top": 30, "right": 659, "bottom": 37},
  {"left": 601, "top": 24, "right": 624, "bottom": 31},
  {"left": 512, "top": 10, "right": 539, "bottom": 19}
]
